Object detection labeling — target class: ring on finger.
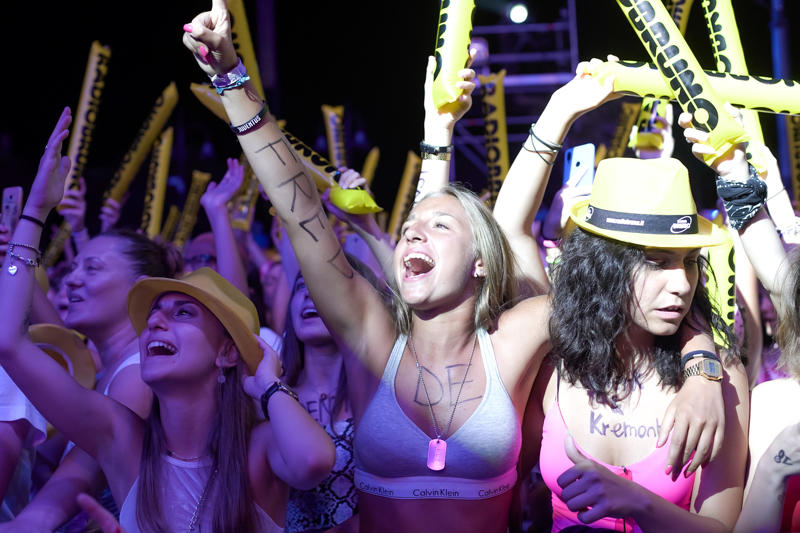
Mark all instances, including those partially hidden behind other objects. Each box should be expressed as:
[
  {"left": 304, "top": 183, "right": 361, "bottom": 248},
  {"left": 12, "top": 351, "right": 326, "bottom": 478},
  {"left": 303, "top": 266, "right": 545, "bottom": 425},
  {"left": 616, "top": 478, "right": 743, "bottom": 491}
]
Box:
[{"left": 685, "top": 137, "right": 693, "bottom": 144}]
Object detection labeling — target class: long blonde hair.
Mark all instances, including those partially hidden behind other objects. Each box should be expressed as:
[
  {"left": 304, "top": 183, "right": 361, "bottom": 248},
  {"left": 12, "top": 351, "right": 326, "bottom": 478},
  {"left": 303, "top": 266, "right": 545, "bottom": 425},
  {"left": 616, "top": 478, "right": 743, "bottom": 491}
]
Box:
[
  {"left": 390, "top": 184, "right": 519, "bottom": 335},
  {"left": 777, "top": 249, "right": 800, "bottom": 378}
]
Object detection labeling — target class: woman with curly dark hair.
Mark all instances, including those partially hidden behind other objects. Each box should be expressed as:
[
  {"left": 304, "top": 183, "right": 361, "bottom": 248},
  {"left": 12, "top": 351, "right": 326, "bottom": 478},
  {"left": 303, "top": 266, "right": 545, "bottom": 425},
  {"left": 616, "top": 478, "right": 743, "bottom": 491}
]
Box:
[{"left": 499, "top": 148, "right": 750, "bottom": 530}]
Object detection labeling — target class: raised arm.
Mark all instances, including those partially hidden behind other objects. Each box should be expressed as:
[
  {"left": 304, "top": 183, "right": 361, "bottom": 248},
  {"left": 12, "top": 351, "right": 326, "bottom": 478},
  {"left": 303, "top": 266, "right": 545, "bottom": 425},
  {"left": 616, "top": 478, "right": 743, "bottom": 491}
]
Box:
[
  {"left": 181, "top": 2, "right": 393, "bottom": 364},
  {"left": 200, "top": 157, "right": 249, "bottom": 295},
  {"left": 414, "top": 53, "right": 476, "bottom": 204},
  {"left": 0, "top": 109, "right": 140, "bottom": 463},
  {"left": 494, "top": 58, "right": 619, "bottom": 294}
]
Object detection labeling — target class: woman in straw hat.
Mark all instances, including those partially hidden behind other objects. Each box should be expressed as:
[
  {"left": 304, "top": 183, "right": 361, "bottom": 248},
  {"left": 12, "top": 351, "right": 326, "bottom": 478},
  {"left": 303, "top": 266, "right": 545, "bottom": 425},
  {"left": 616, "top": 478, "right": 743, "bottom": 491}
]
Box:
[
  {"left": 678, "top": 107, "right": 800, "bottom": 531},
  {"left": 0, "top": 108, "right": 336, "bottom": 533},
  {"left": 178, "top": 4, "right": 730, "bottom": 531}
]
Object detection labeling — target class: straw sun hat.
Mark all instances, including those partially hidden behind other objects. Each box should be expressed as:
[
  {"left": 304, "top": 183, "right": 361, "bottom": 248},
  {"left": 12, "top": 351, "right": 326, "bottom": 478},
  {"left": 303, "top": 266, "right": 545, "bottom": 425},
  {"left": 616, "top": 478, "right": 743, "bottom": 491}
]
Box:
[
  {"left": 127, "top": 268, "right": 262, "bottom": 375},
  {"left": 569, "top": 158, "right": 727, "bottom": 249}
]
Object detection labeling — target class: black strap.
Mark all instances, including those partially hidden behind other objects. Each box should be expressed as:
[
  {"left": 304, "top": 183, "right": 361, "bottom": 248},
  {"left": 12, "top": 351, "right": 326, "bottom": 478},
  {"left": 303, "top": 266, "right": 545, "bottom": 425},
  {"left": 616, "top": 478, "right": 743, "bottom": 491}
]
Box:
[
  {"left": 680, "top": 350, "right": 720, "bottom": 369},
  {"left": 230, "top": 100, "right": 269, "bottom": 135},
  {"left": 584, "top": 205, "right": 699, "bottom": 235}
]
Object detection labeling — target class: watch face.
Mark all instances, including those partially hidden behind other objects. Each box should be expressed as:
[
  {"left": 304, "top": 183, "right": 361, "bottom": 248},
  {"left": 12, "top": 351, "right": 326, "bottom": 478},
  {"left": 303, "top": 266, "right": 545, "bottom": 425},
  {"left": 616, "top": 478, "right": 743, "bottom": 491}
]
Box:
[{"left": 703, "top": 359, "right": 722, "bottom": 378}]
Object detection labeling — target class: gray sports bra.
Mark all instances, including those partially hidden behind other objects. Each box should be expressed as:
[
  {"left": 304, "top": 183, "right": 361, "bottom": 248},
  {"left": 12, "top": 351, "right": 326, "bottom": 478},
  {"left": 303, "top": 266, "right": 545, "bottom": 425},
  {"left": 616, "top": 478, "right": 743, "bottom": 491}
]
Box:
[{"left": 353, "top": 329, "right": 521, "bottom": 499}]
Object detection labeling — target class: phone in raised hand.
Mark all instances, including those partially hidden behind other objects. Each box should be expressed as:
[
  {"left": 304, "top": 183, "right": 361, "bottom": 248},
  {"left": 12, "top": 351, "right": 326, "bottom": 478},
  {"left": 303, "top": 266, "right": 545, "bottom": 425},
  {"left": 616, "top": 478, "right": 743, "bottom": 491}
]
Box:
[
  {"left": 562, "top": 143, "right": 595, "bottom": 188},
  {"left": 1, "top": 187, "right": 23, "bottom": 236}
]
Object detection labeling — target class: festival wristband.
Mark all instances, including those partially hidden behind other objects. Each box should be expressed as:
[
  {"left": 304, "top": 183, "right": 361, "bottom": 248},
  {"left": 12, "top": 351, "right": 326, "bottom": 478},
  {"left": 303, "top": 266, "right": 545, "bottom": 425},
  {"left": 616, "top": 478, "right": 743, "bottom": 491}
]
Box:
[
  {"left": 228, "top": 0, "right": 265, "bottom": 98},
  {"left": 615, "top": 0, "right": 754, "bottom": 172},
  {"left": 230, "top": 101, "right": 269, "bottom": 135},
  {"left": 321, "top": 105, "right": 347, "bottom": 167},
  {"left": 431, "top": 0, "right": 476, "bottom": 109},
  {"left": 141, "top": 127, "right": 173, "bottom": 238},
  {"left": 479, "top": 69, "right": 509, "bottom": 206}
]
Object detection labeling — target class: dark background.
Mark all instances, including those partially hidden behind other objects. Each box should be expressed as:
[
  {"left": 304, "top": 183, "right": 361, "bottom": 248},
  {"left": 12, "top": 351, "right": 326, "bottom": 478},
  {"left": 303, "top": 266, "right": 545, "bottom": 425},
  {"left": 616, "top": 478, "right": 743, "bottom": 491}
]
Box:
[{"left": 2, "top": 0, "right": 798, "bottom": 248}]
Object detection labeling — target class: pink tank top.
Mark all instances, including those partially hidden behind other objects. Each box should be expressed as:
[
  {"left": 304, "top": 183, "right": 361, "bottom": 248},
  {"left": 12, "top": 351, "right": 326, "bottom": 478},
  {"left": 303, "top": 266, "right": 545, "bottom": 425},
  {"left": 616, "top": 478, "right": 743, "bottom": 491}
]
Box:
[{"left": 540, "top": 394, "right": 695, "bottom": 532}]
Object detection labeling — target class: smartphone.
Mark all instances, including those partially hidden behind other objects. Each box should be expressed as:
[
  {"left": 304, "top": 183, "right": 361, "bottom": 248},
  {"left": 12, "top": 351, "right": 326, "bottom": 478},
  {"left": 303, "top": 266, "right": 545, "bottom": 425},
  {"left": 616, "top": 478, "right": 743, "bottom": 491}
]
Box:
[
  {"left": 562, "top": 144, "right": 595, "bottom": 188},
  {"left": 1, "top": 187, "right": 23, "bottom": 236}
]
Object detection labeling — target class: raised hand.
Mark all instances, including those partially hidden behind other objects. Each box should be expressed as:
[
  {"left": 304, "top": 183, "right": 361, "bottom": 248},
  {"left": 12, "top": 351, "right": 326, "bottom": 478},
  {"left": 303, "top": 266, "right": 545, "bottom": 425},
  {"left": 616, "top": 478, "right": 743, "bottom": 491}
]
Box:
[
  {"left": 59, "top": 177, "right": 87, "bottom": 232},
  {"left": 636, "top": 104, "right": 675, "bottom": 160},
  {"left": 242, "top": 334, "right": 284, "bottom": 399},
  {"left": 201, "top": 158, "right": 245, "bottom": 216},
  {"left": 552, "top": 56, "right": 621, "bottom": 122},
  {"left": 181, "top": 0, "right": 238, "bottom": 77},
  {"left": 423, "top": 50, "right": 477, "bottom": 145},
  {"left": 541, "top": 170, "right": 592, "bottom": 241},
  {"left": 25, "top": 108, "right": 72, "bottom": 221},
  {"left": 322, "top": 167, "right": 384, "bottom": 241},
  {"left": 677, "top": 103, "right": 749, "bottom": 180},
  {"left": 99, "top": 193, "right": 128, "bottom": 233}
]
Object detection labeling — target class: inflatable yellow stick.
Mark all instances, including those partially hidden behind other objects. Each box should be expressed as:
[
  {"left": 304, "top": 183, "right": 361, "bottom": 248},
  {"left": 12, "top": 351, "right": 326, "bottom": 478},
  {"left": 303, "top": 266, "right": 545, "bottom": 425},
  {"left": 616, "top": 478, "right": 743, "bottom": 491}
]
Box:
[
  {"left": 615, "top": 0, "right": 755, "bottom": 172},
  {"left": 63, "top": 41, "right": 111, "bottom": 197},
  {"left": 591, "top": 61, "right": 800, "bottom": 116},
  {"left": 706, "top": 222, "right": 735, "bottom": 346},
  {"left": 607, "top": 102, "right": 640, "bottom": 159},
  {"left": 479, "top": 70, "right": 509, "bottom": 208},
  {"left": 389, "top": 151, "right": 422, "bottom": 244},
  {"left": 141, "top": 127, "right": 173, "bottom": 239},
  {"left": 189, "top": 82, "right": 380, "bottom": 214},
  {"left": 160, "top": 205, "right": 181, "bottom": 242},
  {"left": 173, "top": 171, "right": 212, "bottom": 251},
  {"left": 42, "top": 221, "right": 72, "bottom": 269},
  {"left": 432, "top": 0, "right": 476, "bottom": 109},
  {"left": 632, "top": 0, "right": 693, "bottom": 150},
  {"left": 361, "top": 147, "right": 380, "bottom": 186},
  {"left": 321, "top": 105, "right": 347, "bottom": 167},
  {"left": 700, "top": 0, "right": 764, "bottom": 148},
  {"left": 44, "top": 42, "right": 112, "bottom": 267},
  {"left": 788, "top": 116, "right": 800, "bottom": 207},
  {"left": 104, "top": 82, "right": 179, "bottom": 203},
  {"left": 227, "top": 0, "right": 264, "bottom": 99}
]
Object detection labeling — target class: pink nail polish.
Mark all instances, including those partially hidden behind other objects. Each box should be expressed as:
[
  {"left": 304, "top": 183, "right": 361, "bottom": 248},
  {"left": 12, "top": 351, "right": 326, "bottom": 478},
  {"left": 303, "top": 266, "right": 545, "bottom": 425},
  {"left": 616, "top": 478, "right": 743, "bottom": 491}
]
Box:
[
  {"left": 665, "top": 465, "right": 673, "bottom": 475},
  {"left": 183, "top": 24, "right": 193, "bottom": 33},
  {"left": 199, "top": 46, "right": 208, "bottom": 58}
]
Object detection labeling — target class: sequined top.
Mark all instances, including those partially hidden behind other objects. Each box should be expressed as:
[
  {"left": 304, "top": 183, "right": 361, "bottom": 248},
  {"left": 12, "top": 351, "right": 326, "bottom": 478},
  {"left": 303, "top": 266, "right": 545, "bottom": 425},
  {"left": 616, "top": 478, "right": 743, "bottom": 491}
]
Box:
[{"left": 286, "top": 418, "right": 358, "bottom": 532}]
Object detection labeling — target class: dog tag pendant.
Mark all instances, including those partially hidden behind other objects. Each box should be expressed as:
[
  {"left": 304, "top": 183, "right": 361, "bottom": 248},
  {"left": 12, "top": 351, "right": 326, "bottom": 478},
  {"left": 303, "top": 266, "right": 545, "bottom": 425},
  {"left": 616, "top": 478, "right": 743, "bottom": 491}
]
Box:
[
  {"left": 427, "top": 439, "right": 446, "bottom": 471},
  {"left": 8, "top": 265, "right": 17, "bottom": 275}
]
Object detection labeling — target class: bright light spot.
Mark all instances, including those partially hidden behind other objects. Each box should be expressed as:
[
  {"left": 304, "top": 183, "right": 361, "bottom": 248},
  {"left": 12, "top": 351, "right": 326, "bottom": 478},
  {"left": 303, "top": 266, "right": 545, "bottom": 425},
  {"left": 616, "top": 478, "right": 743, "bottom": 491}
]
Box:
[{"left": 509, "top": 3, "right": 528, "bottom": 23}]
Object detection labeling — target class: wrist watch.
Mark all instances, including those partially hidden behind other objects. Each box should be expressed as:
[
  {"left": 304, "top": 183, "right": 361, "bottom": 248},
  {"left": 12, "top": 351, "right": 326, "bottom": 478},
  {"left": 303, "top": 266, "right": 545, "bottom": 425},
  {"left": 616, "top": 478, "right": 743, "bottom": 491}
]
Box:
[
  {"left": 260, "top": 381, "right": 299, "bottom": 421},
  {"left": 420, "top": 141, "right": 452, "bottom": 161},
  {"left": 683, "top": 358, "right": 723, "bottom": 382}
]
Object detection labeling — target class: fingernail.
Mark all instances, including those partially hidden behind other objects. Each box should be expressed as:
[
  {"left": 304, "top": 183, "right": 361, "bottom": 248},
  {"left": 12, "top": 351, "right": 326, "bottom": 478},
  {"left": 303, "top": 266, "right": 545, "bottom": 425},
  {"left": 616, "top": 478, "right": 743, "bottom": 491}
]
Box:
[
  {"left": 199, "top": 46, "right": 208, "bottom": 58},
  {"left": 665, "top": 465, "right": 673, "bottom": 475},
  {"left": 183, "top": 24, "right": 194, "bottom": 33},
  {"left": 684, "top": 468, "right": 692, "bottom": 478}
]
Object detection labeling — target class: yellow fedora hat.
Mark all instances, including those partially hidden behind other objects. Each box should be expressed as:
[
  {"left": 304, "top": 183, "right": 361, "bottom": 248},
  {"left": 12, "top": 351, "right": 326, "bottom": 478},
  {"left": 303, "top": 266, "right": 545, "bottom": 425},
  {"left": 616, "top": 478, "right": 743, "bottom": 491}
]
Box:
[
  {"left": 569, "top": 158, "right": 727, "bottom": 248},
  {"left": 29, "top": 325, "right": 97, "bottom": 440},
  {"left": 127, "top": 268, "right": 262, "bottom": 375}
]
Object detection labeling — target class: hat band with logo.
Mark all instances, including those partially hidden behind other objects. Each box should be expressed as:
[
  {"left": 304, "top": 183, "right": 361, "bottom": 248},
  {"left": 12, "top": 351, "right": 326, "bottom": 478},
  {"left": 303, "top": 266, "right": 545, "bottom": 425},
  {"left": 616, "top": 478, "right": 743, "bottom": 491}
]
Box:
[{"left": 585, "top": 205, "right": 698, "bottom": 236}]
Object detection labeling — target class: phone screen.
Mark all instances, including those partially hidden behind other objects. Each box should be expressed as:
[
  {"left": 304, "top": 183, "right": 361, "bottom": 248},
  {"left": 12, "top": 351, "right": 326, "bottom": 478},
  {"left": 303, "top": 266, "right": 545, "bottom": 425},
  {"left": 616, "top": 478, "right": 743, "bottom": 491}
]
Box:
[
  {"left": 562, "top": 144, "right": 596, "bottom": 188},
  {"left": 2, "top": 187, "right": 23, "bottom": 236}
]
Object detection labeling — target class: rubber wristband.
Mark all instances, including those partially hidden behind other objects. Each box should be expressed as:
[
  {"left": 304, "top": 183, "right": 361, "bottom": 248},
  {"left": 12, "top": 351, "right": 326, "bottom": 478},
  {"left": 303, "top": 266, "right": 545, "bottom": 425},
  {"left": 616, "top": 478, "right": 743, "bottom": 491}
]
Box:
[
  {"left": 230, "top": 101, "right": 269, "bottom": 135},
  {"left": 680, "top": 350, "right": 720, "bottom": 369},
  {"left": 19, "top": 215, "right": 45, "bottom": 229}
]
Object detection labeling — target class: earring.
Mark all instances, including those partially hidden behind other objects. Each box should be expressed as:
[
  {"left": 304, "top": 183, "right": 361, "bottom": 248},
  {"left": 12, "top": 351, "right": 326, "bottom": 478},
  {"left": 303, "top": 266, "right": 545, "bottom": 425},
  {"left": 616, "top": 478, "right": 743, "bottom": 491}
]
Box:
[{"left": 217, "top": 367, "right": 227, "bottom": 384}]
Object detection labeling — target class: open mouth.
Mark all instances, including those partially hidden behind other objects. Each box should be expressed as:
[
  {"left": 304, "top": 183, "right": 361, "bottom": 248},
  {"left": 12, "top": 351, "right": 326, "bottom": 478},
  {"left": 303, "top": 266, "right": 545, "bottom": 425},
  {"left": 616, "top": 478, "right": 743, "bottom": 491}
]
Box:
[
  {"left": 68, "top": 295, "right": 83, "bottom": 304},
  {"left": 403, "top": 252, "right": 436, "bottom": 278},
  {"left": 147, "top": 341, "right": 178, "bottom": 356},
  {"left": 301, "top": 307, "right": 319, "bottom": 319}
]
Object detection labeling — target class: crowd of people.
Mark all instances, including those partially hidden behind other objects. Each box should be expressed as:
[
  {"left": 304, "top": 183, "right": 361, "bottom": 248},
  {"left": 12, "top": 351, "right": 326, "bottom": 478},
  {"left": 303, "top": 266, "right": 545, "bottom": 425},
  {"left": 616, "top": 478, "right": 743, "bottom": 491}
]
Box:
[{"left": 1, "top": 1, "right": 799, "bottom": 532}]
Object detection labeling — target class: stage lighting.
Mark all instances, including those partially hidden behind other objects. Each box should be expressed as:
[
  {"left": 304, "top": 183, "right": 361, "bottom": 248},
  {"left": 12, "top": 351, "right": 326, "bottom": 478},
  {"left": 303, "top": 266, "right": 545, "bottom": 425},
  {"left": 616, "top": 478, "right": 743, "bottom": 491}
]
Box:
[{"left": 507, "top": 2, "right": 528, "bottom": 23}]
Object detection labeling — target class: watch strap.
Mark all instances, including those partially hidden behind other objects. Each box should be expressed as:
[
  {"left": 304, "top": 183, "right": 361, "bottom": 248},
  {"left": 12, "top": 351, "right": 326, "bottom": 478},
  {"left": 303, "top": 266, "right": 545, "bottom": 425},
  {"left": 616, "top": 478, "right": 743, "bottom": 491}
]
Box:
[
  {"left": 260, "top": 381, "right": 299, "bottom": 421},
  {"left": 421, "top": 151, "right": 451, "bottom": 161},
  {"left": 420, "top": 141, "right": 453, "bottom": 155},
  {"left": 683, "top": 359, "right": 723, "bottom": 381}
]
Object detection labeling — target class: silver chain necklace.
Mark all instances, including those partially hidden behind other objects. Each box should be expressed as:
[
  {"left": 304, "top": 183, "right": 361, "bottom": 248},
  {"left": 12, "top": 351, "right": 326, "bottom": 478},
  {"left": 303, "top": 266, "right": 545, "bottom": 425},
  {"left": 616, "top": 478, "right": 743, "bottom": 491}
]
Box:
[
  {"left": 188, "top": 467, "right": 217, "bottom": 532},
  {"left": 409, "top": 332, "right": 477, "bottom": 471}
]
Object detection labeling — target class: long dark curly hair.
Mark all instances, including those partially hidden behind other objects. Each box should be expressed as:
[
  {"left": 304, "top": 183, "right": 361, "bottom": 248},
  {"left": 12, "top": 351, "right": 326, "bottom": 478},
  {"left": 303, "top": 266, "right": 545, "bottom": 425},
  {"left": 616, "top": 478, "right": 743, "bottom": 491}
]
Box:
[{"left": 548, "top": 228, "right": 740, "bottom": 407}]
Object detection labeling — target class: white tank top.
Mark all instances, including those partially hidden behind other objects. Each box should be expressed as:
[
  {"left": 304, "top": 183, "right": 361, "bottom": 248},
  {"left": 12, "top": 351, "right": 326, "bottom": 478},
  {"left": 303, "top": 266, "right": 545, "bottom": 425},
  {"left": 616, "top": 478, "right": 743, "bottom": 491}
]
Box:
[{"left": 118, "top": 455, "right": 283, "bottom": 532}]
